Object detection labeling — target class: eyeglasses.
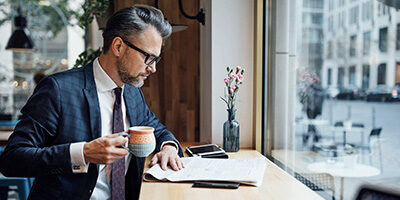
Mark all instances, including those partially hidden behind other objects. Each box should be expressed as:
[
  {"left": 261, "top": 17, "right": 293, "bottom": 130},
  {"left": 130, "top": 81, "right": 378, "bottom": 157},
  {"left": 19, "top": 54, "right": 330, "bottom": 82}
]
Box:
[{"left": 120, "top": 38, "right": 162, "bottom": 65}]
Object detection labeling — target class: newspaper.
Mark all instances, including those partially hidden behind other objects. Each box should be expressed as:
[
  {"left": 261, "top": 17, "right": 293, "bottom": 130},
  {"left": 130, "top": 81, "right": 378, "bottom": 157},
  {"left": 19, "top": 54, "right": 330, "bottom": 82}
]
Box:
[{"left": 143, "top": 157, "right": 266, "bottom": 187}]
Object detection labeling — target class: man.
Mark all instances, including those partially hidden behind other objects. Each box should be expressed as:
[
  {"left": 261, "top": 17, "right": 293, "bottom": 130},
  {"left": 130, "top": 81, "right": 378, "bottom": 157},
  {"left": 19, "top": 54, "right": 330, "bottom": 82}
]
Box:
[{"left": 0, "top": 5, "right": 184, "bottom": 200}]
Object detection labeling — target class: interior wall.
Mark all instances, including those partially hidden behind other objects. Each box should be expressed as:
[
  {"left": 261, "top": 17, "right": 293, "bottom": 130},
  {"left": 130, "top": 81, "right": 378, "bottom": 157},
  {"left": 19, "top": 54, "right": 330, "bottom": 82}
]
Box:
[
  {"left": 114, "top": 0, "right": 200, "bottom": 142},
  {"left": 209, "top": 0, "right": 254, "bottom": 148}
]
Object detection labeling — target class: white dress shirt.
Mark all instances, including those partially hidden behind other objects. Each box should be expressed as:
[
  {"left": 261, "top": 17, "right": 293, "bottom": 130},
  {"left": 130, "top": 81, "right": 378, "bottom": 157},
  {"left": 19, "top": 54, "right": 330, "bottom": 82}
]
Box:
[{"left": 69, "top": 58, "right": 177, "bottom": 200}]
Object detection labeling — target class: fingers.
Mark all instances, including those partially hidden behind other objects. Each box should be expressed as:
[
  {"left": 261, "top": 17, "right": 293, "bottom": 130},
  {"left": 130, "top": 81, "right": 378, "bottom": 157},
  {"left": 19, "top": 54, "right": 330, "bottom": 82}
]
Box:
[
  {"left": 160, "top": 155, "right": 168, "bottom": 171},
  {"left": 176, "top": 157, "right": 184, "bottom": 169},
  {"left": 109, "top": 146, "right": 129, "bottom": 156},
  {"left": 106, "top": 135, "right": 128, "bottom": 146},
  {"left": 169, "top": 157, "right": 179, "bottom": 171},
  {"left": 150, "top": 154, "right": 159, "bottom": 167}
]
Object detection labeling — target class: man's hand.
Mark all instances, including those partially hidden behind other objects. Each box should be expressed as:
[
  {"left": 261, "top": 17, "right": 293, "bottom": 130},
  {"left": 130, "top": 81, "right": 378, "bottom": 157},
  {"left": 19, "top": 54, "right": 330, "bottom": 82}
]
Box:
[
  {"left": 83, "top": 133, "right": 129, "bottom": 164},
  {"left": 150, "top": 145, "right": 184, "bottom": 171}
]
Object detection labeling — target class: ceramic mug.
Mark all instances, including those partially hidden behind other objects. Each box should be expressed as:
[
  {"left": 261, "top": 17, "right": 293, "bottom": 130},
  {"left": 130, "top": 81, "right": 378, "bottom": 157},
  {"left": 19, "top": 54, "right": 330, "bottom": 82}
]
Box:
[{"left": 120, "top": 126, "right": 156, "bottom": 157}]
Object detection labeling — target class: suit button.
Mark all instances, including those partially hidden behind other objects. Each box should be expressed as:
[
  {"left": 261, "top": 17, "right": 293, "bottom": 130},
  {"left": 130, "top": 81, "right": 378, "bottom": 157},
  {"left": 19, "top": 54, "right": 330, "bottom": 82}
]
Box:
[{"left": 89, "top": 189, "right": 92, "bottom": 194}]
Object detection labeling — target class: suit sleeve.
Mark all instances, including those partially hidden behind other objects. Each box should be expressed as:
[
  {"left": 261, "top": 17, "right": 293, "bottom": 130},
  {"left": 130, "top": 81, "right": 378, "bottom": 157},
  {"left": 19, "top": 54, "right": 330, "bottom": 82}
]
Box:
[
  {"left": 138, "top": 90, "right": 184, "bottom": 157},
  {"left": 0, "top": 76, "right": 73, "bottom": 177}
]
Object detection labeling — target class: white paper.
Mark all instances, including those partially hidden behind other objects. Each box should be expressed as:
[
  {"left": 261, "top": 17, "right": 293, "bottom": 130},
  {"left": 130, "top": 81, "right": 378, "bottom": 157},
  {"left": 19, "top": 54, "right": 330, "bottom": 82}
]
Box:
[{"left": 143, "top": 157, "right": 266, "bottom": 187}]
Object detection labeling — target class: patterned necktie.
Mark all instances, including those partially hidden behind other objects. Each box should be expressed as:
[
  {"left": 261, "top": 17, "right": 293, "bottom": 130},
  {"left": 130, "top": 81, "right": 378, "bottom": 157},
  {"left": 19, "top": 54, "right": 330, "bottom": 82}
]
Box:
[{"left": 111, "top": 87, "right": 125, "bottom": 200}]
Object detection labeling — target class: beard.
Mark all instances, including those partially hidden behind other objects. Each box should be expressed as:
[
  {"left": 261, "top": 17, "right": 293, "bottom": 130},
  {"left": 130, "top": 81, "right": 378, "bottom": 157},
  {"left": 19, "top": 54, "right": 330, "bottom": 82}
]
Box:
[{"left": 116, "top": 58, "right": 149, "bottom": 88}]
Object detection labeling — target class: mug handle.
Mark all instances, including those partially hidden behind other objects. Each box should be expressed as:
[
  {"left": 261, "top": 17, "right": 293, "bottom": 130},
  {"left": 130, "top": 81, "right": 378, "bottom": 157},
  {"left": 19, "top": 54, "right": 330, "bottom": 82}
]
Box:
[
  {"left": 120, "top": 132, "right": 130, "bottom": 137},
  {"left": 118, "top": 132, "right": 134, "bottom": 154}
]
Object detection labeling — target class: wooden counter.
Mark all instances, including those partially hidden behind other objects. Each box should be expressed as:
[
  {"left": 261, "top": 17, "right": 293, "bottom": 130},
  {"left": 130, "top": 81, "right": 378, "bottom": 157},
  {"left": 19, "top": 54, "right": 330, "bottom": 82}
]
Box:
[
  {"left": 139, "top": 142, "right": 323, "bottom": 200},
  {"left": 0, "top": 131, "right": 12, "bottom": 146}
]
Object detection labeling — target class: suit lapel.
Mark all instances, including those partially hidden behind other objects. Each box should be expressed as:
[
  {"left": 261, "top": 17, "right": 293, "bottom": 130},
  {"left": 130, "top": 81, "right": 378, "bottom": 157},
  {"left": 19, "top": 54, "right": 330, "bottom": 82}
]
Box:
[
  {"left": 82, "top": 63, "right": 102, "bottom": 140},
  {"left": 123, "top": 85, "right": 139, "bottom": 126}
]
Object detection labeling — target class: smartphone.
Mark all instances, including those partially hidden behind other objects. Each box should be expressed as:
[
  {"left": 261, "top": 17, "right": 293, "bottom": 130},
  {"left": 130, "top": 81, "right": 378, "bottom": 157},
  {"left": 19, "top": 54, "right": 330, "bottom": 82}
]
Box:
[
  {"left": 192, "top": 181, "right": 240, "bottom": 189},
  {"left": 186, "top": 144, "right": 225, "bottom": 156}
]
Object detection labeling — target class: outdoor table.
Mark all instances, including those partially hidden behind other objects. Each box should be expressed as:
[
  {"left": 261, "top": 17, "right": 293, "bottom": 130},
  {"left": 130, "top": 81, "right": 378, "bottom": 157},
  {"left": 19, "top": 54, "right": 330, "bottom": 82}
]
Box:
[{"left": 308, "top": 161, "right": 380, "bottom": 200}]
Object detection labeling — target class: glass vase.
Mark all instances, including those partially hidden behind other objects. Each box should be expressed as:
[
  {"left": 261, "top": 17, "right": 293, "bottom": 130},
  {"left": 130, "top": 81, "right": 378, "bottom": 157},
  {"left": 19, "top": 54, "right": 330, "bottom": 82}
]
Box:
[{"left": 223, "top": 109, "right": 240, "bottom": 152}]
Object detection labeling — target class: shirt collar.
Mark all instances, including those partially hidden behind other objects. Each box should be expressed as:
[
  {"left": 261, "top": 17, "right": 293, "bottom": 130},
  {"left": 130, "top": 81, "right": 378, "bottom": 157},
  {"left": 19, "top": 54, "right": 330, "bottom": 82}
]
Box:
[{"left": 93, "top": 57, "right": 124, "bottom": 92}]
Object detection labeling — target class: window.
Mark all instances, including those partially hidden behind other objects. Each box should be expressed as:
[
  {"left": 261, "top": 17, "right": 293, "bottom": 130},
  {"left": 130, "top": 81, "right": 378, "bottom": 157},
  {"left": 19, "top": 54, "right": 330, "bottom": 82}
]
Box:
[
  {"left": 362, "top": 64, "right": 370, "bottom": 89},
  {"left": 379, "top": 27, "right": 388, "bottom": 52},
  {"left": 328, "top": 68, "right": 332, "bottom": 85},
  {"left": 328, "top": 16, "right": 334, "bottom": 32},
  {"left": 377, "top": 63, "right": 386, "bottom": 84},
  {"left": 339, "top": 0, "right": 345, "bottom": 7},
  {"left": 303, "top": 0, "right": 323, "bottom": 9},
  {"left": 327, "top": 40, "right": 333, "bottom": 59},
  {"left": 311, "top": 13, "right": 323, "bottom": 25},
  {"left": 0, "top": 2, "right": 79, "bottom": 121},
  {"left": 349, "top": 6, "right": 359, "bottom": 25},
  {"left": 362, "top": 1, "right": 372, "bottom": 21},
  {"left": 328, "top": 0, "right": 334, "bottom": 11},
  {"left": 338, "top": 11, "right": 346, "bottom": 29},
  {"left": 337, "top": 41, "right": 345, "bottom": 58},
  {"left": 267, "top": 1, "right": 400, "bottom": 199},
  {"left": 349, "top": 66, "right": 356, "bottom": 85},
  {"left": 363, "top": 31, "right": 371, "bottom": 55},
  {"left": 338, "top": 67, "right": 345, "bottom": 87},
  {"left": 350, "top": 35, "right": 357, "bottom": 57},
  {"left": 396, "top": 24, "right": 400, "bottom": 50},
  {"left": 378, "top": 3, "right": 388, "bottom": 16}
]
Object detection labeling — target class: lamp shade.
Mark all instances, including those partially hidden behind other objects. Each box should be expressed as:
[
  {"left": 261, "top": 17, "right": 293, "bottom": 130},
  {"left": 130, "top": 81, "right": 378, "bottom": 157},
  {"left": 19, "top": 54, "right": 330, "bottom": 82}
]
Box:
[
  {"left": 6, "top": 29, "right": 34, "bottom": 52},
  {"left": 171, "top": 24, "right": 188, "bottom": 33},
  {"left": 6, "top": 14, "right": 34, "bottom": 52}
]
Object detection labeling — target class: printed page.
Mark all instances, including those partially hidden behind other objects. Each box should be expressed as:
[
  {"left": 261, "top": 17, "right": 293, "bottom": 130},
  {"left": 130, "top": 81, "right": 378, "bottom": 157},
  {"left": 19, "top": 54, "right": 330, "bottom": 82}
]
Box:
[{"left": 143, "top": 157, "right": 266, "bottom": 187}]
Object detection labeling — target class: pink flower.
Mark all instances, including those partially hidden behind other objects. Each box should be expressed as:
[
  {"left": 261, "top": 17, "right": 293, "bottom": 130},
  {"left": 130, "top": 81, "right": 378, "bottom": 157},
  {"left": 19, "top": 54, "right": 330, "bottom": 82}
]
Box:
[
  {"left": 224, "top": 78, "right": 230, "bottom": 84},
  {"left": 236, "top": 66, "right": 242, "bottom": 71},
  {"left": 229, "top": 85, "right": 236, "bottom": 94},
  {"left": 237, "top": 74, "right": 244, "bottom": 82},
  {"left": 230, "top": 73, "right": 237, "bottom": 79}
]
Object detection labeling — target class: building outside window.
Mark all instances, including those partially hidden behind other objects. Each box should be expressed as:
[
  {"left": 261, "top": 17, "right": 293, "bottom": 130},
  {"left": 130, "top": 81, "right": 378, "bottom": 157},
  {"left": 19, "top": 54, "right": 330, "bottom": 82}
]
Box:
[
  {"left": 350, "top": 35, "right": 357, "bottom": 57},
  {"left": 363, "top": 31, "right": 371, "bottom": 55},
  {"left": 338, "top": 11, "right": 346, "bottom": 29},
  {"left": 327, "top": 68, "right": 332, "bottom": 85},
  {"left": 362, "top": 1, "right": 372, "bottom": 21},
  {"left": 339, "top": 0, "right": 345, "bottom": 7},
  {"left": 304, "top": 0, "right": 323, "bottom": 9},
  {"left": 349, "top": 66, "right": 356, "bottom": 85},
  {"left": 327, "top": 40, "right": 333, "bottom": 59},
  {"left": 377, "top": 63, "right": 386, "bottom": 84},
  {"left": 396, "top": 24, "right": 400, "bottom": 50},
  {"left": 379, "top": 27, "right": 388, "bottom": 52},
  {"left": 311, "top": 13, "right": 323, "bottom": 25},
  {"left": 338, "top": 67, "right": 345, "bottom": 87},
  {"left": 268, "top": 1, "right": 400, "bottom": 199},
  {"left": 328, "top": 16, "right": 334, "bottom": 31},
  {"left": 362, "top": 64, "right": 370, "bottom": 89},
  {"left": 337, "top": 40, "right": 346, "bottom": 58},
  {"left": 349, "top": 6, "right": 359, "bottom": 25},
  {"left": 328, "top": 0, "right": 334, "bottom": 11},
  {"left": 396, "top": 62, "right": 400, "bottom": 84}
]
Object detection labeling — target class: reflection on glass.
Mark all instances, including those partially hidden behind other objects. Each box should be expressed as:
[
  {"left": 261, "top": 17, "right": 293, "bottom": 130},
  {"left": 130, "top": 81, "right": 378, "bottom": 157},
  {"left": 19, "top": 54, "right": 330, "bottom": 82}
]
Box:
[{"left": 270, "top": 0, "right": 400, "bottom": 199}]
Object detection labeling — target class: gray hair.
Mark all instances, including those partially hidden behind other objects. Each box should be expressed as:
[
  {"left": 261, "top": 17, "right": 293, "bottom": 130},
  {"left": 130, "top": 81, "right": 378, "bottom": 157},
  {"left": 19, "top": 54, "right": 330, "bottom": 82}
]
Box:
[{"left": 102, "top": 5, "right": 172, "bottom": 52}]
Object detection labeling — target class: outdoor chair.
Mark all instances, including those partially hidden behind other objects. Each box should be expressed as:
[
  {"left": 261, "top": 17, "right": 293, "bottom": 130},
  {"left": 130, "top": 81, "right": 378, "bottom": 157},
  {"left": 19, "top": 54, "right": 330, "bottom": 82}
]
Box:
[
  {"left": 295, "top": 173, "right": 335, "bottom": 200},
  {"left": 0, "top": 146, "right": 34, "bottom": 200},
  {"left": 331, "top": 121, "right": 365, "bottom": 147},
  {"left": 363, "top": 128, "right": 383, "bottom": 172}
]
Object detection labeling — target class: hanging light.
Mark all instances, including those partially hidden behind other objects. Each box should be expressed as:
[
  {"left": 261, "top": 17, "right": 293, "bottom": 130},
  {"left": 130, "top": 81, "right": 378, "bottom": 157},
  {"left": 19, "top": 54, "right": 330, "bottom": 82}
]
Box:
[{"left": 6, "top": 8, "right": 34, "bottom": 52}]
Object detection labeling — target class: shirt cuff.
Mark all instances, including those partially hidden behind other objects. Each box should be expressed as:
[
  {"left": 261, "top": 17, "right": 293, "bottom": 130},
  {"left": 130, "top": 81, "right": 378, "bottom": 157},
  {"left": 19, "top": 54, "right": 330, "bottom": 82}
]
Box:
[
  {"left": 160, "top": 141, "right": 179, "bottom": 154},
  {"left": 70, "top": 142, "right": 89, "bottom": 173}
]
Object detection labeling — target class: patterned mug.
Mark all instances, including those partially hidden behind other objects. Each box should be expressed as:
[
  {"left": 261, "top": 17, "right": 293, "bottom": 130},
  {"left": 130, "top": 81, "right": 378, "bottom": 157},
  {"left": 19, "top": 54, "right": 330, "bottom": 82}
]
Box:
[{"left": 120, "top": 126, "right": 155, "bottom": 157}]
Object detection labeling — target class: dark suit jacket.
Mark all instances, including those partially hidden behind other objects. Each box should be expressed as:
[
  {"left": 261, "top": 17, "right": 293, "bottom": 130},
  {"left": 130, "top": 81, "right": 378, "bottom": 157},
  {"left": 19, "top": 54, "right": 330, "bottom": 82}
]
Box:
[{"left": 0, "top": 63, "right": 183, "bottom": 200}]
